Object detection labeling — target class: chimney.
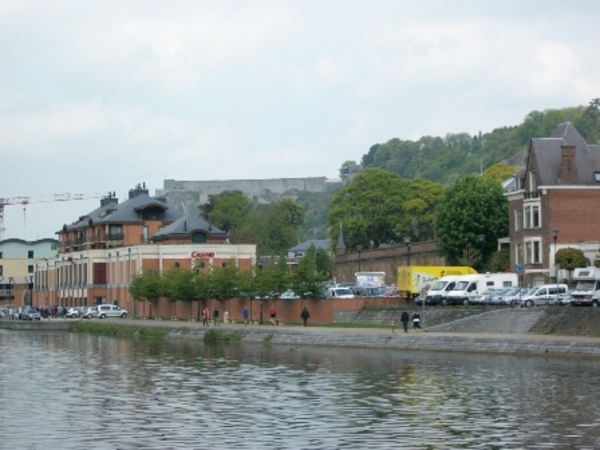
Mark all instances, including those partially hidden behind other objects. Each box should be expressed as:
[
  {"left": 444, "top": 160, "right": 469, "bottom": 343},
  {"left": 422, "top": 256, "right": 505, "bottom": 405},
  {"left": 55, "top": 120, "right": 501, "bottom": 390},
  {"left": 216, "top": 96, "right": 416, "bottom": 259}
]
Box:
[{"left": 559, "top": 145, "right": 577, "bottom": 184}]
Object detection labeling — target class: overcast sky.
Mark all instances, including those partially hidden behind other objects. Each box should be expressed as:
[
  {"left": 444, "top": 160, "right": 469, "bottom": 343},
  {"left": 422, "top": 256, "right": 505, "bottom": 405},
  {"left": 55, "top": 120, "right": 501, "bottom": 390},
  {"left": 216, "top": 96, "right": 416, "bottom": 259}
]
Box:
[{"left": 2, "top": 0, "right": 599, "bottom": 241}]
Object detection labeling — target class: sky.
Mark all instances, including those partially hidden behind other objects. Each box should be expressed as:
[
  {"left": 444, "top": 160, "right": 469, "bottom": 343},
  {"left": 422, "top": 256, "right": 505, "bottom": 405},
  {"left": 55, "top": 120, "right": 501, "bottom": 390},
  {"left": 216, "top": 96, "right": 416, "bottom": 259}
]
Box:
[{"left": 1, "top": 0, "right": 600, "bottom": 241}]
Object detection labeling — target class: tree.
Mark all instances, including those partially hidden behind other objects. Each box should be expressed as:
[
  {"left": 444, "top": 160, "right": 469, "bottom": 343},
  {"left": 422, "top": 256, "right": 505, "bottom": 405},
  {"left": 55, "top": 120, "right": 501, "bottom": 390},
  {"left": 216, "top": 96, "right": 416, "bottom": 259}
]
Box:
[
  {"left": 555, "top": 248, "right": 587, "bottom": 278},
  {"left": 402, "top": 179, "right": 443, "bottom": 241},
  {"left": 129, "top": 269, "right": 162, "bottom": 318},
  {"left": 161, "top": 267, "right": 197, "bottom": 319},
  {"left": 328, "top": 168, "right": 410, "bottom": 249},
  {"left": 211, "top": 260, "right": 241, "bottom": 303},
  {"left": 433, "top": 175, "right": 508, "bottom": 266},
  {"left": 264, "top": 199, "right": 305, "bottom": 254},
  {"left": 291, "top": 246, "right": 328, "bottom": 298},
  {"left": 202, "top": 190, "right": 253, "bottom": 232},
  {"left": 483, "top": 164, "right": 516, "bottom": 184},
  {"left": 488, "top": 248, "right": 511, "bottom": 273}
]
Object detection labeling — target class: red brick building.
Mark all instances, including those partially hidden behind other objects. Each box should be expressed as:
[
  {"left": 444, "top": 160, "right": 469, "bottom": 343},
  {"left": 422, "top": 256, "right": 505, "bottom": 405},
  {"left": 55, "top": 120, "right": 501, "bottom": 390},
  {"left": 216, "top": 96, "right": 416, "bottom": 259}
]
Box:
[
  {"left": 507, "top": 123, "right": 600, "bottom": 287},
  {"left": 33, "top": 184, "right": 256, "bottom": 313}
]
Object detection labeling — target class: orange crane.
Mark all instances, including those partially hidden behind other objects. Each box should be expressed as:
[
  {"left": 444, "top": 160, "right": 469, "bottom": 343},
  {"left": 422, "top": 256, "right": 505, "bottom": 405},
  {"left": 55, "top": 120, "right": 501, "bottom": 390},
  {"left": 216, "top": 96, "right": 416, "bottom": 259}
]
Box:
[{"left": 0, "top": 192, "right": 107, "bottom": 240}]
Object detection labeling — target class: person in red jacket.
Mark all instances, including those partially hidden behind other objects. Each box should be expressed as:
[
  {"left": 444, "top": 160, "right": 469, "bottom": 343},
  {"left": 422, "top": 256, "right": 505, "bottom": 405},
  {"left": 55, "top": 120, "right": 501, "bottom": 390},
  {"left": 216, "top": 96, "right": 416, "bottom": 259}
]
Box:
[{"left": 269, "top": 305, "right": 277, "bottom": 325}]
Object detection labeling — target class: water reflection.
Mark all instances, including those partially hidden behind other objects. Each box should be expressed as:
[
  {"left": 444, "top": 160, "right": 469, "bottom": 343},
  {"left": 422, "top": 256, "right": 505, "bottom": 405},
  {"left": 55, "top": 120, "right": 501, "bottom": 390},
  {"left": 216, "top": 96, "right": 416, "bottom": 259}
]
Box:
[{"left": 1, "top": 329, "right": 600, "bottom": 449}]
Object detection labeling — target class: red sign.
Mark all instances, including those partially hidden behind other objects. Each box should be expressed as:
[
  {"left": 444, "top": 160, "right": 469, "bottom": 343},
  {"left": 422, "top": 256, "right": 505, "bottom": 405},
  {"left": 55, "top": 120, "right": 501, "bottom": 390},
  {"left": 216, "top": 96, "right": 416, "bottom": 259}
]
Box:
[{"left": 191, "top": 251, "right": 215, "bottom": 258}]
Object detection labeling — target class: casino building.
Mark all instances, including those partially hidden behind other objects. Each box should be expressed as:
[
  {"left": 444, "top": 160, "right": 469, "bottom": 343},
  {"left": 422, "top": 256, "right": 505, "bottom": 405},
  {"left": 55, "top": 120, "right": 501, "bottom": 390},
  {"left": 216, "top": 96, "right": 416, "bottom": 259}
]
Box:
[{"left": 32, "top": 184, "right": 256, "bottom": 315}]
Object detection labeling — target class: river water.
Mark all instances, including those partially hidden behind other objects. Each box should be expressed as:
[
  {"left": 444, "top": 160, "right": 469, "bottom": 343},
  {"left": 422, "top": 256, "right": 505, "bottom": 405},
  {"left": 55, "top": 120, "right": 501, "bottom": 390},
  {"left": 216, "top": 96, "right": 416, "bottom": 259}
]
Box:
[{"left": 1, "top": 329, "right": 599, "bottom": 449}]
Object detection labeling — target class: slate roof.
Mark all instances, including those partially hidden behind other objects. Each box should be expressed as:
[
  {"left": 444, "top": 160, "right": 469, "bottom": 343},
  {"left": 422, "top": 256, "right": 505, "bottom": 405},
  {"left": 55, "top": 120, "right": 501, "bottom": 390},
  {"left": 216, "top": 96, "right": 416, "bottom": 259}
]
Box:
[
  {"left": 288, "top": 239, "right": 330, "bottom": 253},
  {"left": 61, "top": 193, "right": 183, "bottom": 232},
  {"left": 529, "top": 122, "right": 600, "bottom": 186},
  {"left": 152, "top": 214, "right": 227, "bottom": 240}
]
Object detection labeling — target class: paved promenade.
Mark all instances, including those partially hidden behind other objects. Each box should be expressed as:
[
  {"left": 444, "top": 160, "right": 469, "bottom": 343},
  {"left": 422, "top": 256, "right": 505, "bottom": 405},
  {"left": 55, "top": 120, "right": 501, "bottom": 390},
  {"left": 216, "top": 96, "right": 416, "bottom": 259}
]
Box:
[{"left": 3, "top": 316, "right": 600, "bottom": 358}]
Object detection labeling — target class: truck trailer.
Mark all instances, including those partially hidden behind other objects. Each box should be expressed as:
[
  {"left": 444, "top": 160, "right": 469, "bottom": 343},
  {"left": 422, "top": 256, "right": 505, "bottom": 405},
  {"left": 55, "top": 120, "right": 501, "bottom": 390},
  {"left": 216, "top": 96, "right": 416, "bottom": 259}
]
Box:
[{"left": 396, "top": 266, "right": 477, "bottom": 298}]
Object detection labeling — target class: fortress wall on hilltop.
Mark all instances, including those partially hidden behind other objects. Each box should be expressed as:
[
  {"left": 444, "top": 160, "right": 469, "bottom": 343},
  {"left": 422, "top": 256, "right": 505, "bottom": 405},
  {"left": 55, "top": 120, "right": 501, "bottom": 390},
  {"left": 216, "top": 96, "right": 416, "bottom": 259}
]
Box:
[{"left": 157, "top": 178, "right": 342, "bottom": 204}]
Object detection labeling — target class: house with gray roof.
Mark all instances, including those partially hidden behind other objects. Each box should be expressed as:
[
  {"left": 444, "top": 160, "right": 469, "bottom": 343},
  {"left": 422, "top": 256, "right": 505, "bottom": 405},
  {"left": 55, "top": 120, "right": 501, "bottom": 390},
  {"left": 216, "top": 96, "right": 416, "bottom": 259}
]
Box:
[{"left": 507, "top": 122, "right": 600, "bottom": 286}]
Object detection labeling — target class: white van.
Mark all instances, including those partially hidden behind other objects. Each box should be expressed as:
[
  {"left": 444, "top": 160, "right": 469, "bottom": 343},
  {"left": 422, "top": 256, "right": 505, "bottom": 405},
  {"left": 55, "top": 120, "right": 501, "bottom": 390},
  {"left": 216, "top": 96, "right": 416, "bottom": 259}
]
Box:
[
  {"left": 520, "top": 284, "right": 569, "bottom": 308},
  {"left": 326, "top": 287, "right": 355, "bottom": 299},
  {"left": 424, "top": 276, "right": 463, "bottom": 305},
  {"left": 445, "top": 273, "right": 518, "bottom": 306}
]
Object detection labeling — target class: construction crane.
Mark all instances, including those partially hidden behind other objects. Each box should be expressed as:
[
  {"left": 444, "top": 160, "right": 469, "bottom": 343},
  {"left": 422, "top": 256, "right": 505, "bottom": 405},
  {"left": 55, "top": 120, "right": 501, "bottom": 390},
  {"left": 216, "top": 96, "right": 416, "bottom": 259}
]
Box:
[{"left": 0, "top": 192, "right": 107, "bottom": 240}]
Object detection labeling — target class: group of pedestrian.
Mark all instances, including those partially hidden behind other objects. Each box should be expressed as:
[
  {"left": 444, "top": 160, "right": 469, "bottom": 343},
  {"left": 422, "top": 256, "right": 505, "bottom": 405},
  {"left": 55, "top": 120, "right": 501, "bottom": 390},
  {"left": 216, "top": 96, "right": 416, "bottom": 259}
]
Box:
[
  {"left": 201, "top": 308, "right": 221, "bottom": 327},
  {"left": 400, "top": 309, "right": 421, "bottom": 332}
]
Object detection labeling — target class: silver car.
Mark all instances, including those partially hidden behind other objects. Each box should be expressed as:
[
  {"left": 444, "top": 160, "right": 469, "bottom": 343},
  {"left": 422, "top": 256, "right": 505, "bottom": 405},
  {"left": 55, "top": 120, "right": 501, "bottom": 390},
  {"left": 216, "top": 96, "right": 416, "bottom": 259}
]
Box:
[{"left": 91, "top": 304, "right": 129, "bottom": 319}]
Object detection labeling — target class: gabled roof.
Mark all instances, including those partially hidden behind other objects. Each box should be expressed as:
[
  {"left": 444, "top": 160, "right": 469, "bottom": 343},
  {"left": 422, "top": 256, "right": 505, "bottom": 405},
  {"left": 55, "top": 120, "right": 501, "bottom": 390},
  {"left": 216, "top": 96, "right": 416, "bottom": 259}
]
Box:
[
  {"left": 61, "top": 193, "right": 182, "bottom": 232},
  {"left": 152, "top": 214, "right": 227, "bottom": 240},
  {"left": 288, "top": 239, "right": 330, "bottom": 253},
  {"left": 529, "top": 122, "right": 600, "bottom": 186}
]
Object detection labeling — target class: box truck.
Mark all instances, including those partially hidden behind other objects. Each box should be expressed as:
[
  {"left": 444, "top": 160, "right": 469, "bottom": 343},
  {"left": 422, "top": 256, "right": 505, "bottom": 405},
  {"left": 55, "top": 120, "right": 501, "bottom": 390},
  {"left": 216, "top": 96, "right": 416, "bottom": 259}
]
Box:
[
  {"left": 397, "top": 266, "right": 477, "bottom": 298},
  {"left": 444, "top": 273, "right": 518, "bottom": 306}
]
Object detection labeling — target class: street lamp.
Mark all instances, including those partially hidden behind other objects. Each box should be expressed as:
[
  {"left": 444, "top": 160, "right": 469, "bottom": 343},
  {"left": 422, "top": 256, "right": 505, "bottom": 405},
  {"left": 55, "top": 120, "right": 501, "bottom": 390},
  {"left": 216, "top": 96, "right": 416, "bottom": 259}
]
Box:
[
  {"left": 404, "top": 237, "right": 411, "bottom": 266},
  {"left": 357, "top": 245, "right": 362, "bottom": 272},
  {"left": 478, "top": 234, "right": 485, "bottom": 271},
  {"left": 257, "top": 259, "right": 264, "bottom": 324},
  {"left": 552, "top": 230, "right": 559, "bottom": 304}
]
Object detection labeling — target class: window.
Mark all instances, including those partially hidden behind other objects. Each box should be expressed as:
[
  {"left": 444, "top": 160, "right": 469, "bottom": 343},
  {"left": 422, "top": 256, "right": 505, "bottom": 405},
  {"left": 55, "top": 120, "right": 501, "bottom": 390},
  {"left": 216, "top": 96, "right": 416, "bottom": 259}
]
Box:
[
  {"left": 142, "top": 226, "right": 149, "bottom": 242},
  {"left": 515, "top": 210, "right": 523, "bottom": 231},
  {"left": 28, "top": 250, "right": 34, "bottom": 259},
  {"left": 516, "top": 243, "right": 523, "bottom": 265},
  {"left": 532, "top": 205, "right": 540, "bottom": 228},
  {"left": 525, "top": 242, "right": 532, "bottom": 264},
  {"left": 524, "top": 206, "right": 531, "bottom": 229},
  {"left": 595, "top": 172, "right": 600, "bottom": 183},
  {"left": 0, "top": 252, "right": 3, "bottom": 259},
  {"left": 533, "top": 241, "right": 541, "bottom": 263},
  {"left": 93, "top": 263, "right": 107, "bottom": 284},
  {"left": 28, "top": 265, "right": 34, "bottom": 273}
]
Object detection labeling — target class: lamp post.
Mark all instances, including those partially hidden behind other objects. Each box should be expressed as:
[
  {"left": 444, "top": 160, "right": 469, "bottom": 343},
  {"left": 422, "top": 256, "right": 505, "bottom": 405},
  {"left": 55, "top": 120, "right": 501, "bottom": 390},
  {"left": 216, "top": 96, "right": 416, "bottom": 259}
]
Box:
[
  {"left": 258, "top": 259, "right": 264, "bottom": 324},
  {"left": 552, "top": 230, "right": 559, "bottom": 304},
  {"left": 404, "top": 237, "right": 411, "bottom": 266},
  {"left": 478, "top": 234, "right": 485, "bottom": 271},
  {"left": 357, "top": 245, "right": 362, "bottom": 272}
]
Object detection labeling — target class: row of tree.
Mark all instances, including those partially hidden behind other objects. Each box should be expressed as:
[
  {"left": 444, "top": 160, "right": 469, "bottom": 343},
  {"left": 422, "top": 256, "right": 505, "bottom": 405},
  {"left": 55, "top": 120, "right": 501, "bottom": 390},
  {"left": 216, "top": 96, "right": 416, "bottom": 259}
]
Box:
[{"left": 128, "top": 246, "right": 334, "bottom": 314}]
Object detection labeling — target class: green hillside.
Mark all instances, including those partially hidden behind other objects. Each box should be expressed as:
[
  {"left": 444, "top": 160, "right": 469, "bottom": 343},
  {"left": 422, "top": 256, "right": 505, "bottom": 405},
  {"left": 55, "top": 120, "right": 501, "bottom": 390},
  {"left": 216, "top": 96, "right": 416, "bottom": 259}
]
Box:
[{"left": 298, "top": 100, "right": 600, "bottom": 241}]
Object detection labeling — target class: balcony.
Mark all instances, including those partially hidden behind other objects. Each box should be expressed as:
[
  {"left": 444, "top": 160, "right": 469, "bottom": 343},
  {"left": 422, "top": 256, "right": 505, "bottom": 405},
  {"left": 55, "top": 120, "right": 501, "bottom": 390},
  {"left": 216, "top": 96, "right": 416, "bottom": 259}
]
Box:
[{"left": 524, "top": 191, "right": 541, "bottom": 200}]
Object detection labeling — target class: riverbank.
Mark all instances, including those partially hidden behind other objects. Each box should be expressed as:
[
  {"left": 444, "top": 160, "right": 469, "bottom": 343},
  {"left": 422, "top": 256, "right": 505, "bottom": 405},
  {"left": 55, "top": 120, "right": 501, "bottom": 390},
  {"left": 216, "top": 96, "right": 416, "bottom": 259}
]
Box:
[
  {"left": 4, "top": 307, "right": 600, "bottom": 358},
  {"left": 5, "top": 317, "right": 598, "bottom": 359}
]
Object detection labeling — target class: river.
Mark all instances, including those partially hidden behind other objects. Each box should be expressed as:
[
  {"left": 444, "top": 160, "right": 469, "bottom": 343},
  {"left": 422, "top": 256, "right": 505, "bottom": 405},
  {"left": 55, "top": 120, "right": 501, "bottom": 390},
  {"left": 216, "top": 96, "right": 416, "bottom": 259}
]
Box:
[{"left": 1, "top": 329, "right": 599, "bottom": 449}]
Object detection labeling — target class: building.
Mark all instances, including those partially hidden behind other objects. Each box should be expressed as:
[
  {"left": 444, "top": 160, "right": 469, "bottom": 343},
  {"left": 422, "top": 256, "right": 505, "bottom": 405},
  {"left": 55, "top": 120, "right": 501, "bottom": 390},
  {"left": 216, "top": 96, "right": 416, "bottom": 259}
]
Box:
[
  {"left": 507, "top": 122, "right": 600, "bottom": 286},
  {"left": 0, "top": 238, "right": 58, "bottom": 307},
  {"left": 33, "top": 184, "right": 256, "bottom": 314}
]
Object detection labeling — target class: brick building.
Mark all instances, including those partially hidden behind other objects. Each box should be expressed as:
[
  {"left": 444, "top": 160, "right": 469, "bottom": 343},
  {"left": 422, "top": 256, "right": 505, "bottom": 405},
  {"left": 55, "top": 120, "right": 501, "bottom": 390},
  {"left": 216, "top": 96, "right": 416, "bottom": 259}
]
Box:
[
  {"left": 32, "top": 184, "right": 256, "bottom": 313},
  {"left": 507, "top": 122, "right": 600, "bottom": 286}
]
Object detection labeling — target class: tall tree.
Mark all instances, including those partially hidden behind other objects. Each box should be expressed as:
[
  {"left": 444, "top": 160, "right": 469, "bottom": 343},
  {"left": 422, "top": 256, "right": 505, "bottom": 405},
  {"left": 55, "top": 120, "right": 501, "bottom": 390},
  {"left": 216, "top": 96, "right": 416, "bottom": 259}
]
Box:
[
  {"left": 202, "top": 190, "right": 253, "bottom": 232},
  {"left": 128, "top": 269, "right": 162, "bottom": 318},
  {"left": 328, "top": 168, "right": 410, "bottom": 249},
  {"left": 433, "top": 175, "right": 508, "bottom": 266}
]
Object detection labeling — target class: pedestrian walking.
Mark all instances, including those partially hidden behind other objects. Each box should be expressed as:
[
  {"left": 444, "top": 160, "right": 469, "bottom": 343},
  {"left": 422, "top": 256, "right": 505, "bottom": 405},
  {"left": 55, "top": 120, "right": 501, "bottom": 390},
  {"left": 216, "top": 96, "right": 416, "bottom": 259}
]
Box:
[
  {"left": 300, "top": 306, "right": 310, "bottom": 327},
  {"left": 269, "top": 305, "right": 277, "bottom": 325},
  {"left": 400, "top": 310, "right": 410, "bottom": 333},
  {"left": 412, "top": 310, "right": 421, "bottom": 331},
  {"left": 213, "top": 308, "right": 220, "bottom": 326},
  {"left": 242, "top": 306, "right": 250, "bottom": 325},
  {"left": 202, "top": 308, "right": 210, "bottom": 327}
]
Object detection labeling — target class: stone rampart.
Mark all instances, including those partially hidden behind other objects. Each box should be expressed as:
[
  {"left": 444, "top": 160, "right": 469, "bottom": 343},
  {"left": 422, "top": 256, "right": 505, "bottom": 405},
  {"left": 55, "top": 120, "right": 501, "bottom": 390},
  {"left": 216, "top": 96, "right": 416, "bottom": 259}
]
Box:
[{"left": 157, "top": 177, "right": 342, "bottom": 205}]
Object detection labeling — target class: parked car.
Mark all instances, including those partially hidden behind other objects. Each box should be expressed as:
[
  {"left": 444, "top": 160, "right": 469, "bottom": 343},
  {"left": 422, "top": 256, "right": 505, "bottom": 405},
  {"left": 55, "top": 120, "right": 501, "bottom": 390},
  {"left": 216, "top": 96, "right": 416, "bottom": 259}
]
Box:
[
  {"left": 90, "top": 304, "right": 129, "bottom": 319},
  {"left": 66, "top": 307, "right": 80, "bottom": 318},
  {"left": 82, "top": 306, "right": 98, "bottom": 319},
  {"left": 22, "top": 308, "right": 41, "bottom": 321},
  {"left": 472, "top": 289, "right": 498, "bottom": 305}
]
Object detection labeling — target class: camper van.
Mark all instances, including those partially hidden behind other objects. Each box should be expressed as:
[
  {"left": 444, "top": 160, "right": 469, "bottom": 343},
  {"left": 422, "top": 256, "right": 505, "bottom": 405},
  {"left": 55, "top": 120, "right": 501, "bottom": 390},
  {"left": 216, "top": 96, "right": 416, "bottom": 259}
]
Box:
[
  {"left": 519, "top": 284, "right": 569, "bottom": 307},
  {"left": 444, "top": 273, "right": 518, "bottom": 306},
  {"left": 424, "top": 276, "right": 464, "bottom": 305},
  {"left": 570, "top": 267, "right": 600, "bottom": 306}
]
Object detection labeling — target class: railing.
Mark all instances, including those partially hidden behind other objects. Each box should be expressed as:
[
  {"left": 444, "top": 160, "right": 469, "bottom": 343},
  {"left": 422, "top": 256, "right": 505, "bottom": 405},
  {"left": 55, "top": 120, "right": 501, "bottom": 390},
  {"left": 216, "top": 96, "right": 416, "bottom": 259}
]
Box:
[{"left": 524, "top": 191, "right": 540, "bottom": 199}]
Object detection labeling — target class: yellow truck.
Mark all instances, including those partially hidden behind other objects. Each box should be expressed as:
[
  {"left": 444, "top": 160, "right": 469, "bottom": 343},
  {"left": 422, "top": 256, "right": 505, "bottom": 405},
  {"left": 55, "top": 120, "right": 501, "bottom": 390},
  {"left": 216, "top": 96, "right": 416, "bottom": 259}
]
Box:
[{"left": 397, "top": 266, "right": 477, "bottom": 298}]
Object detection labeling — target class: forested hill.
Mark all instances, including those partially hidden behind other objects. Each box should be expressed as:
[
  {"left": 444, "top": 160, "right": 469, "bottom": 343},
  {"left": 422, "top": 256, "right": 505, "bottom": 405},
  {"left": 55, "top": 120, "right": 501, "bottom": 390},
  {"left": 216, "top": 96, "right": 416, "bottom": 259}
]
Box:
[
  {"left": 297, "top": 100, "right": 599, "bottom": 241},
  {"left": 357, "top": 99, "right": 600, "bottom": 186}
]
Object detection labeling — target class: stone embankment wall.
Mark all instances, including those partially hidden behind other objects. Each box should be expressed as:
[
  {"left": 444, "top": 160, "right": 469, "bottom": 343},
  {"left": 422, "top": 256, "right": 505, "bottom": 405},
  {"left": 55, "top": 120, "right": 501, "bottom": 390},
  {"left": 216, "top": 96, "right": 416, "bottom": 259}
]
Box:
[{"left": 157, "top": 177, "right": 341, "bottom": 206}]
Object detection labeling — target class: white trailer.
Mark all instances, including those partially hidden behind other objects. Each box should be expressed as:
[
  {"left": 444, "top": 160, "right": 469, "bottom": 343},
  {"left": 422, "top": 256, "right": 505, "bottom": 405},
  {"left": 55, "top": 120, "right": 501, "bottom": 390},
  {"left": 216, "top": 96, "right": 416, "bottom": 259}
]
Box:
[
  {"left": 570, "top": 267, "right": 600, "bottom": 307},
  {"left": 444, "top": 273, "right": 518, "bottom": 306}
]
